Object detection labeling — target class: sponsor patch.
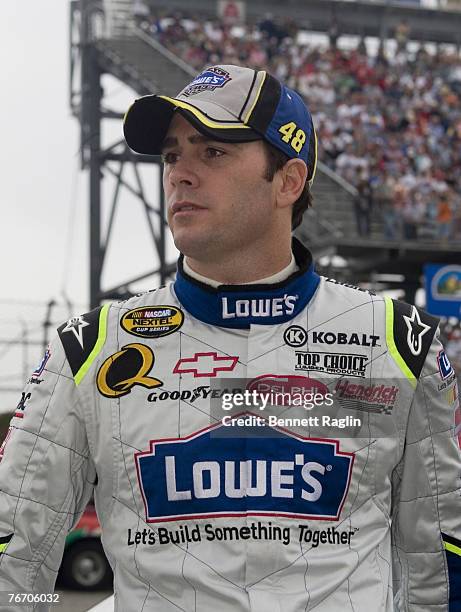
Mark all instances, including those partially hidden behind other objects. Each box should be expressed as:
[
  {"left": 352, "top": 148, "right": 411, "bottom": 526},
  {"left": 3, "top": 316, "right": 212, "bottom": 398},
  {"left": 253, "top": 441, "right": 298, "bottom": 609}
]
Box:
[
  {"left": 334, "top": 380, "right": 398, "bottom": 414},
  {"left": 121, "top": 306, "right": 183, "bottom": 339},
  {"left": 438, "top": 373, "right": 456, "bottom": 391},
  {"left": 135, "top": 418, "right": 354, "bottom": 522},
  {"left": 32, "top": 346, "right": 51, "bottom": 379},
  {"left": 147, "top": 386, "right": 242, "bottom": 404},
  {"left": 438, "top": 350, "right": 454, "bottom": 380},
  {"left": 126, "top": 522, "right": 357, "bottom": 548},
  {"left": 284, "top": 325, "right": 307, "bottom": 347},
  {"left": 295, "top": 352, "right": 368, "bottom": 378},
  {"left": 325, "top": 278, "right": 376, "bottom": 296},
  {"left": 311, "top": 331, "right": 380, "bottom": 347},
  {"left": 97, "top": 343, "right": 163, "bottom": 398},
  {"left": 222, "top": 294, "right": 298, "bottom": 320},
  {"left": 246, "top": 375, "right": 329, "bottom": 403},
  {"left": 15, "top": 392, "right": 32, "bottom": 419},
  {"left": 173, "top": 353, "right": 238, "bottom": 378},
  {"left": 182, "top": 66, "right": 232, "bottom": 97}
]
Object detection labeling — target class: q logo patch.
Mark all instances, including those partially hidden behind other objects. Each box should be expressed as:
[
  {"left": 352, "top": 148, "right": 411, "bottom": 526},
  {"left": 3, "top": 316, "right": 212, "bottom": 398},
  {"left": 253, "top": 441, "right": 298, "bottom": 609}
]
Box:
[
  {"left": 97, "top": 343, "right": 163, "bottom": 398},
  {"left": 121, "top": 306, "right": 184, "bottom": 339}
]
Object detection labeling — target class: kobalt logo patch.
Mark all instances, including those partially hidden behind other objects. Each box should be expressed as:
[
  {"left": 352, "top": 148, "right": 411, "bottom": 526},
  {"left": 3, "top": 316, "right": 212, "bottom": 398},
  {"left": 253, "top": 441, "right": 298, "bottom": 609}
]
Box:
[
  {"left": 173, "top": 352, "right": 238, "bottom": 377},
  {"left": 97, "top": 343, "right": 163, "bottom": 398},
  {"left": 121, "top": 306, "right": 183, "bottom": 339},
  {"left": 284, "top": 326, "right": 307, "bottom": 347},
  {"left": 311, "top": 331, "right": 380, "bottom": 347},
  {"left": 222, "top": 294, "right": 298, "bottom": 319},
  {"left": 135, "top": 418, "right": 354, "bottom": 522},
  {"left": 295, "top": 352, "right": 368, "bottom": 378}
]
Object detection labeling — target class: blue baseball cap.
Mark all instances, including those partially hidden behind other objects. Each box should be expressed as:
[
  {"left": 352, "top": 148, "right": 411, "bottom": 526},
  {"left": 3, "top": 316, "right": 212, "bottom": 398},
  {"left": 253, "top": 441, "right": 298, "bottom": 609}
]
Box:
[{"left": 123, "top": 64, "right": 317, "bottom": 185}]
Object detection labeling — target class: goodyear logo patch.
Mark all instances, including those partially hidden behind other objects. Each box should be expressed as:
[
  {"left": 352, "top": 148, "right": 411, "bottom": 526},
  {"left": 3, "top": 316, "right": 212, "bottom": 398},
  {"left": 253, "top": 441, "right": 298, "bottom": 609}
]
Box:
[
  {"left": 121, "top": 306, "right": 183, "bottom": 339},
  {"left": 135, "top": 417, "right": 354, "bottom": 523}
]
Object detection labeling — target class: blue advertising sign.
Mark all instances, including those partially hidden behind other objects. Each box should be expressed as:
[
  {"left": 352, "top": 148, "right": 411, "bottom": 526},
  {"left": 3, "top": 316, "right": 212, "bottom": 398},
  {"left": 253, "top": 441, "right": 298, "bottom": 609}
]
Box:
[{"left": 425, "top": 264, "right": 461, "bottom": 318}]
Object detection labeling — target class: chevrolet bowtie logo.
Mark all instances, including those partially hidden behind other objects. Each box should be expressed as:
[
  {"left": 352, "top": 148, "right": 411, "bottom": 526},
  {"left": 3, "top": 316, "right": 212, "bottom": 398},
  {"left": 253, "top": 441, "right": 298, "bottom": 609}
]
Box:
[{"left": 173, "top": 352, "right": 239, "bottom": 378}]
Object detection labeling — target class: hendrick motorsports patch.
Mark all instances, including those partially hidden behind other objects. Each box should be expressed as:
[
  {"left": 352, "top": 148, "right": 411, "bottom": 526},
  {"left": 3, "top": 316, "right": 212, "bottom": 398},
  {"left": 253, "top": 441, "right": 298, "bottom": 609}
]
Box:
[{"left": 121, "top": 306, "right": 184, "bottom": 339}]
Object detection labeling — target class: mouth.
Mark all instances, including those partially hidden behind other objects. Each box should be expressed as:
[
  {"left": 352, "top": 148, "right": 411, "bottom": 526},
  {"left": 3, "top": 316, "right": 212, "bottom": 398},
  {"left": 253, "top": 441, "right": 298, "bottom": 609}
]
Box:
[{"left": 171, "top": 202, "right": 206, "bottom": 215}]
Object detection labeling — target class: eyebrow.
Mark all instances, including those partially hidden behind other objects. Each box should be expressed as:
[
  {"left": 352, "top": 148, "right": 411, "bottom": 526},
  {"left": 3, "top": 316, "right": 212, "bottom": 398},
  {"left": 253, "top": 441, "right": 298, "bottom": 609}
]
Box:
[{"left": 161, "top": 133, "right": 240, "bottom": 152}]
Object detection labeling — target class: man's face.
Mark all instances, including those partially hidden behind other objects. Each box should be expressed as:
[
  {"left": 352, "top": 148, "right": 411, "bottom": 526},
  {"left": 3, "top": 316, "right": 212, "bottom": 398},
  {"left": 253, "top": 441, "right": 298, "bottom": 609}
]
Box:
[{"left": 162, "top": 113, "right": 278, "bottom": 262}]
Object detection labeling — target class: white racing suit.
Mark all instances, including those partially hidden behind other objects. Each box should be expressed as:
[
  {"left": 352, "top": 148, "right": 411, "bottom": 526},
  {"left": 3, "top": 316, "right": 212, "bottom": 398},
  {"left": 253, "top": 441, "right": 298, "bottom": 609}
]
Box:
[{"left": 0, "top": 239, "right": 460, "bottom": 611}]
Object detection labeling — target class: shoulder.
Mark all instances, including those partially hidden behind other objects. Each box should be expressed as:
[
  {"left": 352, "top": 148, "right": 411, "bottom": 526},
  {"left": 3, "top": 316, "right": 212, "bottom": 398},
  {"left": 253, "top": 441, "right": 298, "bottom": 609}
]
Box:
[
  {"left": 320, "top": 276, "right": 382, "bottom": 306},
  {"left": 386, "top": 298, "right": 439, "bottom": 379},
  {"left": 57, "top": 284, "right": 177, "bottom": 380}
]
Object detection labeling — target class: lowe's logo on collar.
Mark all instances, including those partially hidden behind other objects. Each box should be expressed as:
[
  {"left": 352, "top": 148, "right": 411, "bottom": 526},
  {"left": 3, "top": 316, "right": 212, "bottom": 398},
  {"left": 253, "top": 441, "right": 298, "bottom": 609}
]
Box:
[
  {"left": 135, "top": 417, "right": 354, "bottom": 522},
  {"left": 222, "top": 294, "right": 298, "bottom": 320}
]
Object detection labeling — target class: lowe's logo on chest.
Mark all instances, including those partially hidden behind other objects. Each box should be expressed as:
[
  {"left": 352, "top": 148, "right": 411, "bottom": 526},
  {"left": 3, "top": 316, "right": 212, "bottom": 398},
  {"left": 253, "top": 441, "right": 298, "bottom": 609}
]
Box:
[
  {"left": 222, "top": 294, "right": 298, "bottom": 319},
  {"left": 135, "top": 421, "right": 354, "bottom": 522}
]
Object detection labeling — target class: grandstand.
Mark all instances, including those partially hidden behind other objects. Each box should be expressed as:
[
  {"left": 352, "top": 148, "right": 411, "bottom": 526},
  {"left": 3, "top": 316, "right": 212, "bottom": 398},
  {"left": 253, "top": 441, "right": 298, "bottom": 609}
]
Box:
[{"left": 73, "top": 0, "right": 460, "bottom": 309}]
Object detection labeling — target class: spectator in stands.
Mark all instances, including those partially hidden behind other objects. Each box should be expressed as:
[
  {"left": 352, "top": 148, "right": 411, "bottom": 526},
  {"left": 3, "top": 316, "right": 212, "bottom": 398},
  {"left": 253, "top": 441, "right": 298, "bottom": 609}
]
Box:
[
  {"left": 437, "top": 192, "right": 453, "bottom": 240},
  {"left": 354, "top": 173, "right": 373, "bottom": 236},
  {"left": 328, "top": 16, "right": 340, "bottom": 50},
  {"left": 374, "top": 175, "right": 398, "bottom": 240},
  {"left": 401, "top": 191, "right": 425, "bottom": 240},
  {"left": 144, "top": 10, "right": 461, "bottom": 243}
]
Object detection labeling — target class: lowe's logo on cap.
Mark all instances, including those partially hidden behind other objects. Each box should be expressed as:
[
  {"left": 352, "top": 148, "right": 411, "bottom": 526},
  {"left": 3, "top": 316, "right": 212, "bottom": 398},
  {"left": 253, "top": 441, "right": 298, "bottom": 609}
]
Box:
[
  {"left": 182, "top": 66, "right": 232, "bottom": 97},
  {"left": 135, "top": 417, "right": 354, "bottom": 522}
]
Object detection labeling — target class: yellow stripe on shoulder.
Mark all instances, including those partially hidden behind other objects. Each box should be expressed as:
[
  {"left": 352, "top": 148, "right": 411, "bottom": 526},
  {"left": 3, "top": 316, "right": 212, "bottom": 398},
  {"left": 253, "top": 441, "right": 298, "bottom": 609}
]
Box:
[
  {"left": 384, "top": 296, "right": 417, "bottom": 389},
  {"left": 444, "top": 540, "right": 461, "bottom": 557},
  {"left": 75, "top": 303, "right": 110, "bottom": 386}
]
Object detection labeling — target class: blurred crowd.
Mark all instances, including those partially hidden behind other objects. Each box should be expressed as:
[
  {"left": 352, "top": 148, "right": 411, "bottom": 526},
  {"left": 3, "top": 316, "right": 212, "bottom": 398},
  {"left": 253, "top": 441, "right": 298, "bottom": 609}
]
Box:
[{"left": 136, "top": 8, "right": 461, "bottom": 242}]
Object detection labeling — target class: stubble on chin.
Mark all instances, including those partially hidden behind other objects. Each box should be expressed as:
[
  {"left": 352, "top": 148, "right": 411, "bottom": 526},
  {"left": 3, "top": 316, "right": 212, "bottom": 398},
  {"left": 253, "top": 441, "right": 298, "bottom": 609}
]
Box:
[{"left": 171, "top": 228, "right": 214, "bottom": 259}]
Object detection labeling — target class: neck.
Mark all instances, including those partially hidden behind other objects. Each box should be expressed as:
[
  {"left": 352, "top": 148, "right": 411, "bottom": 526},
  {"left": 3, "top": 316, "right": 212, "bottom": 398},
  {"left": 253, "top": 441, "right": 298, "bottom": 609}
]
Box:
[
  {"left": 173, "top": 238, "right": 320, "bottom": 328},
  {"left": 184, "top": 240, "right": 293, "bottom": 285}
]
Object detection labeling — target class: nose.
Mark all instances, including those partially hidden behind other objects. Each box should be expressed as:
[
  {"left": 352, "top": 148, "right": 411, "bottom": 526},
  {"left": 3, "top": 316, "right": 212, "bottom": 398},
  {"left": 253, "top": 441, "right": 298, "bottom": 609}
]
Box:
[{"left": 166, "top": 157, "right": 200, "bottom": 189}]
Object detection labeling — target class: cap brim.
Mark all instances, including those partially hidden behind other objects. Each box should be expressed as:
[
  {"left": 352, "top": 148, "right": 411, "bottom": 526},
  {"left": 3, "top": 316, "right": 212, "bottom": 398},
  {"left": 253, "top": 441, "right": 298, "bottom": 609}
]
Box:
[{"left": 123, "top": 95, "right": 261, "bottom": 155}]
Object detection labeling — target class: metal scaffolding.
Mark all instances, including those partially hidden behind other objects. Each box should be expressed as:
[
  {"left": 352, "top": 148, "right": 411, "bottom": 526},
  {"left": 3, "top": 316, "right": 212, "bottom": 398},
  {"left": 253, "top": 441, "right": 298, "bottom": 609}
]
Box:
[{"left": 70, "top": 0, "right": 175, "bottom": 308}]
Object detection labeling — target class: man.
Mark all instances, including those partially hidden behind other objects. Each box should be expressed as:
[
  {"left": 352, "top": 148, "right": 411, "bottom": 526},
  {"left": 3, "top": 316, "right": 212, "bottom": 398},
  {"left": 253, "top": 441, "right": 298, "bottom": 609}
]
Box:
[{"left": 0, "top": 65, "right": 460, "bottom": 611}]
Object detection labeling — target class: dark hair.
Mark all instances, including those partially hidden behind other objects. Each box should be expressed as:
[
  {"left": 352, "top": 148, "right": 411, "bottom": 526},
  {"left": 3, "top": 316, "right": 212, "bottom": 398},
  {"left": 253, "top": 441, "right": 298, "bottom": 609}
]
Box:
[{"left": 262, "top": 141, "right": 313, "bottom": 230}]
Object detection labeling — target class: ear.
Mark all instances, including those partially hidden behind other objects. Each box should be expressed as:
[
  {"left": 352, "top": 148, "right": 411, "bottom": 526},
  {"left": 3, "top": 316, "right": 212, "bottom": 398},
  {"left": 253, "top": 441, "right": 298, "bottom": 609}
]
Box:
[{"left": 275, "top": 159, "right": 308, "bottom": 210}]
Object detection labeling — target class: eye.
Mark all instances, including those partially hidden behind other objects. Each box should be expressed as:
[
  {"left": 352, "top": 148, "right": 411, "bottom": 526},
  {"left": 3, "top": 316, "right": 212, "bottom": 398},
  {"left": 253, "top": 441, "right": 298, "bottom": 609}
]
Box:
[
  {"left": 161, "top": 151, "right": 179, "bottom": 164},
  {"left": 205, "top": 147, "right": 225, "bottom": 159}
]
